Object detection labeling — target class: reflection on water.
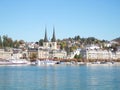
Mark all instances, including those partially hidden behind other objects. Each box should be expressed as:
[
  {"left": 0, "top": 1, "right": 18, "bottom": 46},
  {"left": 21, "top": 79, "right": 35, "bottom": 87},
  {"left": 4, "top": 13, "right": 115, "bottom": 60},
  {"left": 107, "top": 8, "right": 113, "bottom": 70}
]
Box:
[{"left": 0, "top": 65, "right": 120, "bottom": 90}]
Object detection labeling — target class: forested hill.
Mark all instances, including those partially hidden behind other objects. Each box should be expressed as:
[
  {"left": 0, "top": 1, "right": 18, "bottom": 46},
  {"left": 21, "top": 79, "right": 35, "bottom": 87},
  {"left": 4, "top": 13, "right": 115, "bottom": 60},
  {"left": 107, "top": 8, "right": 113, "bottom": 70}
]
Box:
[{"left": 113, "top": 37, "right": 120, "bottom": 44}]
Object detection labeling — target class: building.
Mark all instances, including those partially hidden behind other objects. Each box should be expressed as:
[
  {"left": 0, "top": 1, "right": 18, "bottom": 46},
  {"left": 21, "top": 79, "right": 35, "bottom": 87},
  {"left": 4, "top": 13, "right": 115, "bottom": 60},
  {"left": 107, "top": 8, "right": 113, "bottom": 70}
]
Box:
[
  {"left": 115, "top": 51, "right": 120, "bottom": 60},
  {"left": 0, "top": 49, "right": 12, "bottom": 60},
  {"left": 12, "top": 49, "right": 23, "bottom": 59},
  {"left": 38, "top": 48, "right": 49, "bottom": 59},
  {"left": 80, "top": 45, "right": 112, "bottom": 60},
  {"left": 28, "top": 48, "right": 38, "bottom": 59},
  {"left": 38, "top": 27, "right": 67, "bottom": 59},
  {"left": 43, "top": 27, "right": 57, "bottom": 50},
  {"left": 49, "top": 50, "right": 67, "bottom": 59},
  {"left": 81, "top": 49, "right": 112, "bottom": 60}
]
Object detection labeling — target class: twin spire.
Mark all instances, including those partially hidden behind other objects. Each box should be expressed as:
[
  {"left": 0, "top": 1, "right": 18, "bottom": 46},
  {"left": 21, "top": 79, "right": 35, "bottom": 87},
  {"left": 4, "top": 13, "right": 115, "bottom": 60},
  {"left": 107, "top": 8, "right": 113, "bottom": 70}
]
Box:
[
  {"left": 44, "top": 27, "right": 56, "bottom": 42},
  {"left": 44, "top": 27, "right": 48, "bottom": 42}
]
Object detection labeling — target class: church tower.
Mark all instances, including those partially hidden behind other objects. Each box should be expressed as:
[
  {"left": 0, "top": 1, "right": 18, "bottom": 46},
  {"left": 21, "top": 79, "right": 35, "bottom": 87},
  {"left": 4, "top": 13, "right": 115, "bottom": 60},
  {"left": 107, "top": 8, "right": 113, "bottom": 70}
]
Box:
[
  {"left": 44, "top": 27, "right": 48, "bottom": 42},
  {"left": 43, "top": 26, "right": 57, "bottom": 50},
  {"left": 50, "top": 26, "right": 57, "bottom": 50},
  {"left": 43, "top": 27, "right": 49, "bottom": 49},
  {"left": 51, "top": 27, "right": 56, "bottom": 42}
]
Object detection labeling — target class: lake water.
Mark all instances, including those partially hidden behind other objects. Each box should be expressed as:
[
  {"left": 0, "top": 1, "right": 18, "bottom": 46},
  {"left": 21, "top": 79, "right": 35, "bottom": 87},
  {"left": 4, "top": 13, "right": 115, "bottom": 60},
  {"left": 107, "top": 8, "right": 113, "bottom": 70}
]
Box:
[{"left": 0, "top": 65, "right": 120, "bottom": 90}]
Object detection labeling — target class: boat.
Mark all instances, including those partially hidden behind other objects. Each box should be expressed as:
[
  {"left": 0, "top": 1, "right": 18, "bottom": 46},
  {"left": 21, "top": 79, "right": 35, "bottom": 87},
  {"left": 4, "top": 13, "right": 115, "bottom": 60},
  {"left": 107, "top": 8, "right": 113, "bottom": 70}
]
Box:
[
  {"left": 10, "top": 59, "right": 30, "bottom": 65},
  {"left": 35, "top": 60, "right": 56, "bottom": 66},
  {"left": 86, "top": 61, "right": 114, "bottom": 66},
  {"left": 0, "top": 60, "right": 11, "bottom": 65},
  {"left": 0, "top": 59, "right": 30, "bottom": 65}
]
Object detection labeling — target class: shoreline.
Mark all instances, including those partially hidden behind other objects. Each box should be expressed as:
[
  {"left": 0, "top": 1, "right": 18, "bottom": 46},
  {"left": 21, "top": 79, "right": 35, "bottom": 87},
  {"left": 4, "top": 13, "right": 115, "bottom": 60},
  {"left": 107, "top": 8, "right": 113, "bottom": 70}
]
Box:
[{"left": 0, "top": 61, "right": 120, "bottom": 66}]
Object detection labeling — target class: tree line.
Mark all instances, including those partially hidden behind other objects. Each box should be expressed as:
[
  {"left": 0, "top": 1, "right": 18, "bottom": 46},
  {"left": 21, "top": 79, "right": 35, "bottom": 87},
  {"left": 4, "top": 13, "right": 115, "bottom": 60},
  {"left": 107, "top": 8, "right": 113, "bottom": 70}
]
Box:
[
  {"left": 1, "top": 34, "right": 119, "bottom": 53},
  {"left": 56, "top": 35, "right": 108, "bottom": 53},
  {"left": 0, "top": 35, "right": 25, "bottom": 49}
]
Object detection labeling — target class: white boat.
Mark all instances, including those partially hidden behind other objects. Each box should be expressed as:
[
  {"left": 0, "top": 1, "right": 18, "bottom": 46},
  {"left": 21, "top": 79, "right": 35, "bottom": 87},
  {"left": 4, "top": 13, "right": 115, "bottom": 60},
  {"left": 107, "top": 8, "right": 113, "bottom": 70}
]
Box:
[
  {"left": 10, "top": 59, "right": 30, "bottom": 64},
  {"left": 36, "top": 60, "right": 56, "bottom": 66},
  {"left": 0, "top": 59, "right": 30, "bottom": 65},
  {"left": 0, "top": 60, "right": 11, "bottom": 65},
  {"left": 86, "top": 61, "right": 114, "bottom": 66}
]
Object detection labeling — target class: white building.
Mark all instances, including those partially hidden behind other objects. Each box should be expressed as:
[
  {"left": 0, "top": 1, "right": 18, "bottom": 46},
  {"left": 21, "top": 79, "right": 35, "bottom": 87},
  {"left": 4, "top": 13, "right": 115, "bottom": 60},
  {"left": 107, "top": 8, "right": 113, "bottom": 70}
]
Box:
[
  {"left": 12, "top": 49, "right": 28, "bottom": 59},
  {"left": 49, "top": 50, "right": 67, "bottom": 59},
  {"left": 38, "top": 48, "right": 49, "bottom": 59},
  {"left": 0, "top": 49, "right": 12, "bottom": 60},
  {"left": 80, "top": 45, "right": 112, "bottom": 60},
  {"left": 85, "top": 44, "right": 100, "bottom": 50},
  {"left": 116, "top": 51, "right": 120, "bottom": 59},
  {"left": 81, "top": 49, "right": 112, "bottom": 60}
]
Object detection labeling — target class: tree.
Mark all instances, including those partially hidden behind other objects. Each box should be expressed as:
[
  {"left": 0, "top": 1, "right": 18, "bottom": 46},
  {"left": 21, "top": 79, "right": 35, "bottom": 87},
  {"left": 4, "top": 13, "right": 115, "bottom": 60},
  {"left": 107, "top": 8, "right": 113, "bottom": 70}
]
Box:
[
  {"left": 60, "top": 41, "right": 67, "bottom": 50},
  {"left": 0, "top": 36, "right": 3, "bottom": 48},
  {"left": 65, "top": 46, "right": 70, "bottom": 55},
  {"left": 74, "top": 54, "right": 82, "bottom": 59},
  {"left": 7, "top": 38, "right": 13, "bottom": 47},
  {"left": 19, "top": 40, "right": 25, "bottom": 44},
  {"left": 70, "top": 46, "right": 78, "bottom": 52},
  {"left": 39, "top": 39, "right": 44, "bottom": 46},
  {"left": 74, "top": 54, "right": 78, "bottom": 59},
  {"left": 30, "top": 53, "right": 37, "bottom": 60},
  {"left": 2, "top": 35, "right": 14, "bottom": 48},
  {"left": 76, "top": 35, "right": 80, "bottom": 40},
  {"left": 2, "top": 35, "right": 7, "bottom": 47},
  {"left": 13, "top": 40, "right": 19, "bottom": 48}
]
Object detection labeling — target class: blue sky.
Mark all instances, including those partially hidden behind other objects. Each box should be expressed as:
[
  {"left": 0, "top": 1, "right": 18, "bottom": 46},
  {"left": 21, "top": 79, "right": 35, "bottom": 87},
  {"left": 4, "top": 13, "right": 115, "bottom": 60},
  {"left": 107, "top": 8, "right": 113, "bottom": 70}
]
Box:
[{"left": 0, "top": 0, "right": 120, "bottom": 42}]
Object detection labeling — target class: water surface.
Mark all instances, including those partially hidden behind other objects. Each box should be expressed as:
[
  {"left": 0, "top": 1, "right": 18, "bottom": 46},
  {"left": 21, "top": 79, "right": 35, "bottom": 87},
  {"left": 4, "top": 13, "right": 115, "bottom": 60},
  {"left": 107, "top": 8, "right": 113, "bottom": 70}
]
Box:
[{"left": 0, "top": 65, "right": 120, "bottom": 90}]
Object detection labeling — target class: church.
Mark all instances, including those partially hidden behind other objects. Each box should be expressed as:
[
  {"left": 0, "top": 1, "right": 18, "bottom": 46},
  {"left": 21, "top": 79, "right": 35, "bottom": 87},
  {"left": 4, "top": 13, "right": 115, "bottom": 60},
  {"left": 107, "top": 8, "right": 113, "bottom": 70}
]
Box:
[
  {"left": 38, "top": 27, "right": 67, "bottom": 59},
  {"left": 43, "top": 27, "right": 57, "bottom": 50}
]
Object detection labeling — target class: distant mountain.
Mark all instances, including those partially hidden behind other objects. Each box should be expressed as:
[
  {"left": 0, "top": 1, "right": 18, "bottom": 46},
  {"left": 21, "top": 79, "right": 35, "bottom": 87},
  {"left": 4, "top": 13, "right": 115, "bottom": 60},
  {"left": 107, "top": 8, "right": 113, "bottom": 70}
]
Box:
[{"left": 112, "top": 37, "right": 120, "bottom": 44}]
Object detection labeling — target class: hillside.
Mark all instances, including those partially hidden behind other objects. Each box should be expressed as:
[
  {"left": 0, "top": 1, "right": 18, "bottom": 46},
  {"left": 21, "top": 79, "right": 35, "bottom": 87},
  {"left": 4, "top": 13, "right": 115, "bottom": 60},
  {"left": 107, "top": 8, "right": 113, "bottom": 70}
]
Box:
[{"left": 113, "top": 37, "right": 120, "bottom": 44}]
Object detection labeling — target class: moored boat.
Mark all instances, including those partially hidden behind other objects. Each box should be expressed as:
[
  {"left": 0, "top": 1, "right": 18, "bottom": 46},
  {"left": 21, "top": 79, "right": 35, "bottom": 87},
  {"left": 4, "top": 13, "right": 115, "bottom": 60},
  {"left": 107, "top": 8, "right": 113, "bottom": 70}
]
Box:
[
  {"left": 0, "top": 59, "right": 30, "bottom": 65},
  {"left": 0, "top": 60, "right": 11, "bottom": 65},
  {"left": 10, "top": 59, "right": 30, "bottom": 64},
  {"left": 35, "top": 59, "right": 56, "bottom": 66},
  {"left": 86, "top": 61, "right": 114, "bottom": 66}
]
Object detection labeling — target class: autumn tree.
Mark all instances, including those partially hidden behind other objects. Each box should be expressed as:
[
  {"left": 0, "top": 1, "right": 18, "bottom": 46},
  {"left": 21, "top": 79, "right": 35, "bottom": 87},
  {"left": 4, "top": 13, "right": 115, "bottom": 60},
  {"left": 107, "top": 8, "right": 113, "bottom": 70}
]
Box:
[{"left": 13, "top": 40, "right": 19, "bottom": 48}]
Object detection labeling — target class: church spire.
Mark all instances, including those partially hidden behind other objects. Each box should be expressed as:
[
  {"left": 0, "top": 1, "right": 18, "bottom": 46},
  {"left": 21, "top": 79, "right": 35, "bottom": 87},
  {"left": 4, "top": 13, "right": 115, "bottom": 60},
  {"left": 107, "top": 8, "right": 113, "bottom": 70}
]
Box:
[
  {"left": 51, "top": 26, "right": 56, "bottom": 42},
  {"left": 44, "top": 27, "right": 48, "bottom": 42}
]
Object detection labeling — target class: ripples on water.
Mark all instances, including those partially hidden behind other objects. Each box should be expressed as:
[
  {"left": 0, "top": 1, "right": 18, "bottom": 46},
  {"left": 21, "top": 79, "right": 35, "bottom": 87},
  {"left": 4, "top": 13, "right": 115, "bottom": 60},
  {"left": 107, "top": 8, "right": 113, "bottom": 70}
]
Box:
[{"left": 0, "top": 65, "right": 120, "bottom": 90}]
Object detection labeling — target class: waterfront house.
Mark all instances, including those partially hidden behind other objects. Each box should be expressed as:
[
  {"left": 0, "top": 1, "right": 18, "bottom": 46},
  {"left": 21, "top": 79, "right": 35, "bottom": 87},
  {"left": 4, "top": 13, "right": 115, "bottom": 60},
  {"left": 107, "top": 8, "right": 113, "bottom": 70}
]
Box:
[
  {"left": 0, "top": 49, "right": 12, "bottom": 60},
  {"left": 38, "top": 48, "right": 49, "bottom": 59},
  {"left": 80, "top": 45, "right": 113, "bottom": 61},
  {"left": 28, "top": 48, "right": 38, "bottom": 60}
]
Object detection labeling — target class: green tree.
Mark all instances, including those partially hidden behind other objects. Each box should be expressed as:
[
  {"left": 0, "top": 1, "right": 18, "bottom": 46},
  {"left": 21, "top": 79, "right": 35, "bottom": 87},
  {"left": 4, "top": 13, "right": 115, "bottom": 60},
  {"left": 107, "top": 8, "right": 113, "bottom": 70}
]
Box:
[
  {"left": 2, "top": 35, "right": 14, "bottom": 48},
  {"left": 7, "top": 38, "right": 13, "bottom": 47},
  {"left": 39, "top": 39, "right": 44, "bottom": 46},
  {"left": 74, "top": 54, "right": 78, "bottom": 59},
  {"left": 76, "top": 35, "right": 80, "bottom": 41},
  {"left": 74, "top": 54, "right": 82, "bottom": 59},
  {"left": 60, "top": 41, "right": 67, "bottom": 50},
  {"left": 0, "top": 36, "right": 3, "bottom": 48},
  {"left": 2, "top": 35, "right": 7, "bottom": 47},
  {"left": 70, "top": 46, "right": 78, "bottom": 52}
]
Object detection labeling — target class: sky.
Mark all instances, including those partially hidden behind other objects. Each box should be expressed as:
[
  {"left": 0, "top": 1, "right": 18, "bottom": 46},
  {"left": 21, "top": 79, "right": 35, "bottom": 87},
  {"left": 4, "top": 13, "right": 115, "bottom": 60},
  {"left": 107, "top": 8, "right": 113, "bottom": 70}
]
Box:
[{"left": 0, "top": 0, "right": 120, "bottom": 42}]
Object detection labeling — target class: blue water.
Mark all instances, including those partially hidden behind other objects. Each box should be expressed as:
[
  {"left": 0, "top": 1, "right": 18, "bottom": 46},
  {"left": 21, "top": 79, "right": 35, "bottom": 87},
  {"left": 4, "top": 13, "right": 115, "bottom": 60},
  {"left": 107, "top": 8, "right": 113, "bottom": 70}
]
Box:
[{"left": 0, "top": 65, "right": 120, "bottom": 90}]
